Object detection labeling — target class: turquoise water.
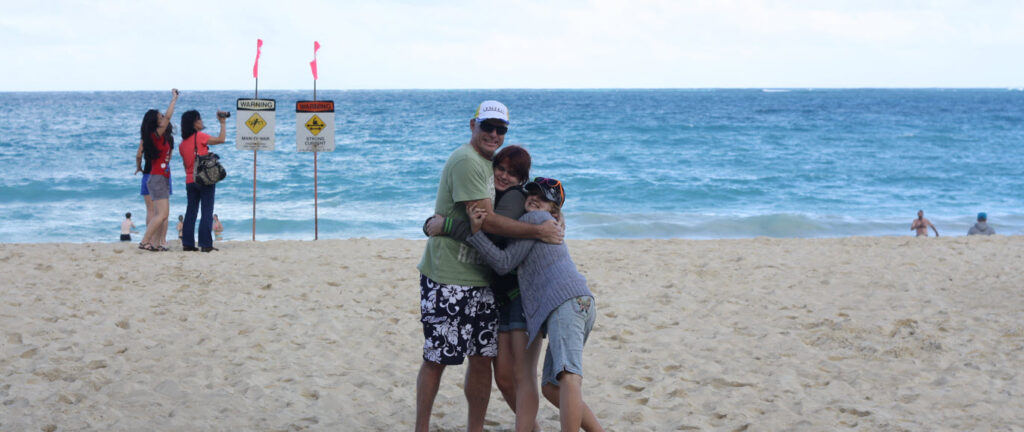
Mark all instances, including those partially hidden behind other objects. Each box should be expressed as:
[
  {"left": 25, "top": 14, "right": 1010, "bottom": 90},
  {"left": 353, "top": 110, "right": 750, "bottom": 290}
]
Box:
[{"left": 0, "top": 89, "right": 1022, "bottom": 243}]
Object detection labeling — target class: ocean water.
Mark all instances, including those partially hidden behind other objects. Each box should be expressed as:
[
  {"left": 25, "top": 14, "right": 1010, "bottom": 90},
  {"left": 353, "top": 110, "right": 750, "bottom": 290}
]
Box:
[{"left": 0, "top": 89, "right": 1022, "bottom": 243}]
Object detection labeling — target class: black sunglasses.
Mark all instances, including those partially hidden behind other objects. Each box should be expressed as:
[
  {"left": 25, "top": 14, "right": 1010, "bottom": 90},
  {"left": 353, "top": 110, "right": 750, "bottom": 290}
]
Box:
[{"left": 478, "top": 121, "right": 508, "bottom": 135}]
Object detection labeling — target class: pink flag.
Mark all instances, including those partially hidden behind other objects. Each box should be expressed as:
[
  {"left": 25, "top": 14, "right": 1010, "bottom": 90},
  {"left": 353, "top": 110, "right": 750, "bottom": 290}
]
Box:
[
  {"left": 252, "top": 39, "right": 263, "bottom": 79},
  {"left": 309, "top": 41, "right": 320, "bottom": 80}
]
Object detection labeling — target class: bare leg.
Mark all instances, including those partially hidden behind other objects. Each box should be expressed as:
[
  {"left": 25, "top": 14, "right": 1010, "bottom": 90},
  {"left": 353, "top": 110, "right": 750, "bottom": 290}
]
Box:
[
  {"left": 142, "top": 194, "right": 154, "bottom": 245},
  {"left": 158, "top": 214, "right": 170, "bottom": 247},
  {"left": 494, "top": 332, "right": 517, "bottom": 413},
  {"left": 514, "top": 335, "right": 543, "bottom": 432},
  {"left": 543, "top": 380, "right": 604, "bottom": 432},
  {"left": 557, "top": 373, "right": 584, "bottom": 432},
  {"left": 465, "top": 355, "right": 493, "bottom": 432},
  {"left": 145, "top": 194, "right": 154, "bottom": 226},
  {"left": 415, "top": 361, "right": 445, "bottom": 432},
  {"left": 141, "top": 199, "right": 168, "bottom": 248},
  {"left": 154, "top": 199, "right": 169, "bottom": 246}
]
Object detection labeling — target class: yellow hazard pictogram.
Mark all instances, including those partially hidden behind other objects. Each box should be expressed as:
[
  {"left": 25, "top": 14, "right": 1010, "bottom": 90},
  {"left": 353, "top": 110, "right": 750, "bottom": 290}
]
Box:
[
  {"left": 305, "top": 114, "right": 326, "bottom": 136},
  {"left": 246, "top": 113, "right": 267, "bottom": 134}
]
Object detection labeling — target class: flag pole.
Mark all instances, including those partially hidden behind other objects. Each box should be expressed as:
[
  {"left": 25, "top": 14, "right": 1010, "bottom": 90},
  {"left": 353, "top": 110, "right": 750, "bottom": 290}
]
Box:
[
  {"left": 253, "top": 82, "right": 258, "bottom": 242},
  {"left": 251, "top": 39, "right": 262, "bottom": 241},
  {"left": 311, "top": 41, "right": 320, "bottom": 240},
  {"left": 313, "top": 77, "right": 319, "bottom": 240}
]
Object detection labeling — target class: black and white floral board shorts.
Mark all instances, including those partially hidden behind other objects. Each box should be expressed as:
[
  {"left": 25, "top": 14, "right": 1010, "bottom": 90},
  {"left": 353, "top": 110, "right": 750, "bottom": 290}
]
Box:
[{"left": 419, "top": 274, "right": 498, "bottom": 365}]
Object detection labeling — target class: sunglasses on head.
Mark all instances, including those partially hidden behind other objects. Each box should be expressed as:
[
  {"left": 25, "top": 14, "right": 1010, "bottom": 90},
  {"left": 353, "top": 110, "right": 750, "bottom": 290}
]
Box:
[
  {"left": 532, "top": 177, "right": 565, "bottom": 205},
  {"left": 478, "top": 121, "right": 508, "bottom": 135},
  {"left": 533, "top": 177, "right": 561, "bottom": 187}
]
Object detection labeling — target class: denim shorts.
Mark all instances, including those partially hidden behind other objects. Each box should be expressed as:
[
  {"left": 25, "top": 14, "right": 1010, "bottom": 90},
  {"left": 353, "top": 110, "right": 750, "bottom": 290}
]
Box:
[
  {"left": 141, "top": 173, "right": 171, "bottom": 196},
  {"left": 146, "top": 175, "right": 170, "bottom": 200},
  {"left": 542, "top": 296, "right": 596, "bottom": 387},
  {"left": 497, "top": 295, "right": 527, "bottom": 332}
]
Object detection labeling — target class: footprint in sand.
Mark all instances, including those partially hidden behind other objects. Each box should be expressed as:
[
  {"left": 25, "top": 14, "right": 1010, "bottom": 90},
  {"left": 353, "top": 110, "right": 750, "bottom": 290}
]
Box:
[
  {"left": 889, "top": 319, "right": 918, "bottom": 337},
  {"left": 668, "top": 388, "right": 688, "bottom": 398},
  {"left": 839, "top": 407, "right": 872, "bottom": 417},
  {"left": 709, "top": 378, "right": 754, "bottom": 388},
  {"left": 624, "top": 384, "right": 645, "bottom": 392}
]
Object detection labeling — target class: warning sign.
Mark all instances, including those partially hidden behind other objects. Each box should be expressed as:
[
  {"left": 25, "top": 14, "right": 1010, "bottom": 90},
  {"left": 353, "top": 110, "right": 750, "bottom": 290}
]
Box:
[
  {"left": 296, "top": 100, "right": 335, "bottom": 152},
  {"left": 246, "top": 112, "right": 268, "bottom": 134},
  {"left": 305, "top": 115, "right": 326, "bottom": 135},
  {"left": 236, "top": 98, "right": 276, "bottom": 151}
]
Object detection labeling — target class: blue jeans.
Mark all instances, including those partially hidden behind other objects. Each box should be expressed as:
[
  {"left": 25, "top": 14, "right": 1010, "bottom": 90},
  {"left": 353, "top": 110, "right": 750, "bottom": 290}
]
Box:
[{"left": 183, "top": 182, "right": 216, "bottom": 248}]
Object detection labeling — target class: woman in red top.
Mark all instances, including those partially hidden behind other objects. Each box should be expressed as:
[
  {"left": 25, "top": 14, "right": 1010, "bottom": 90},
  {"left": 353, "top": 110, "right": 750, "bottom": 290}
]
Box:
[
  {"left": 139, "top": 89, "right": 179, "bottom": 251},
  {"left": 179, "top": 109, "right": 228, "bottom": 252}
]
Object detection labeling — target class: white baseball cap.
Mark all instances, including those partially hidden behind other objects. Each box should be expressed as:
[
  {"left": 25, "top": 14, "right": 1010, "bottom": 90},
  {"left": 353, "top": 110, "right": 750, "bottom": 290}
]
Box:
[{"left": 474, "top": 100, "right": 509, "bottom": 125}]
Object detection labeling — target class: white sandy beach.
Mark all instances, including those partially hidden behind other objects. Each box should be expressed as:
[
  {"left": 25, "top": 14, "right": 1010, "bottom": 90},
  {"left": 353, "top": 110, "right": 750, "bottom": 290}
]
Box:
[{"left": 1, "top": 236, "right": 1022, "bottom": 431}]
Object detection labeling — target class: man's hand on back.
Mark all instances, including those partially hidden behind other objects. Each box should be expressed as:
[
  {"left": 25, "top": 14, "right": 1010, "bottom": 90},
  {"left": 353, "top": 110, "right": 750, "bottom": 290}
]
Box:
[{"left": 537, "top": 219, "right": 564, "bottom": 244}]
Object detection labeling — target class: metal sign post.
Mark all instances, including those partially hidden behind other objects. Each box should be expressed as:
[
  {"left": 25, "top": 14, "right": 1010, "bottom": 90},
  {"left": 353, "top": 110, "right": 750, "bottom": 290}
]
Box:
[
  {"left": 298, "top": 41, "right": 334, "bottom": 240},
  {"left": 296, "top": 100, "right": 335, "bottom": 240},
  {"left": 237, "top": 98, "right": 276, "bottom": 241}
]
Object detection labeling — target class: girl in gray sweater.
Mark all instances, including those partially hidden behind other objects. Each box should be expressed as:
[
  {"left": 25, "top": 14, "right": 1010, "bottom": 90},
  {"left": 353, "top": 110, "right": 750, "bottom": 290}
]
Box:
[{"left": 467, "top": 177, "right": 603, "bottom": 432}]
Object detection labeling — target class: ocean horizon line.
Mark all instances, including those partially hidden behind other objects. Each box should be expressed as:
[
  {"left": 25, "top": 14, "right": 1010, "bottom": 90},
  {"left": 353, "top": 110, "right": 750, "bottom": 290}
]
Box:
[{"left": 3, "top": 87, "right": 1023, "bottom": 93}]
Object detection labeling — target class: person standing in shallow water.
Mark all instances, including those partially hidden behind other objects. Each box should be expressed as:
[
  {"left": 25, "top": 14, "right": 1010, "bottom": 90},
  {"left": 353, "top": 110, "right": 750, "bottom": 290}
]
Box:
[
  {"left": 179, "top": 108, "right": 228, "bottom": 252},
  {"left": 213, "top": 214, "right": 223, "bottom": 241},
  {"left": 967, "top": 212, "right": 996, "bottom": 235},
  {"left": 120, "top": 212, "right": 136, "bottom": 242},
  {"left": 911, "top": 210, "right": 939, "bottom": 237}
]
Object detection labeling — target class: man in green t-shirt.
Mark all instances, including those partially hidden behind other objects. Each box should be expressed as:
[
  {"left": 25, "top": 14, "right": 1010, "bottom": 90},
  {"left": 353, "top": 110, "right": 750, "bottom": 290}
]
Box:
[{"left": 415, "top": 100, "right": 563, "bottom": 432}]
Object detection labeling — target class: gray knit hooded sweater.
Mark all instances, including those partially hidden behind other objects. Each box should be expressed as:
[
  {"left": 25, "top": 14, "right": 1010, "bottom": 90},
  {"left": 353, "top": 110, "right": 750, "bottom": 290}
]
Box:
[{"left": 467, "top": 210, "right": 593, "bottom": 346}]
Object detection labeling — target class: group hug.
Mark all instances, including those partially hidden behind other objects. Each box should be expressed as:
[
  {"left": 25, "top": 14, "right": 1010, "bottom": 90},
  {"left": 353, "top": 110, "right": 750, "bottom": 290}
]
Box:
[{"left": 416, "top": 100, "right": 603, "bottom": 432}]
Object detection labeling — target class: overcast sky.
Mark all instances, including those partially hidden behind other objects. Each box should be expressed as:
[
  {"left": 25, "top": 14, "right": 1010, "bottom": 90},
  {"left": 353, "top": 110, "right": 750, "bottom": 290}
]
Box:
[{"left": 2, "top": 0, "right": 1023, "bottom": 91}]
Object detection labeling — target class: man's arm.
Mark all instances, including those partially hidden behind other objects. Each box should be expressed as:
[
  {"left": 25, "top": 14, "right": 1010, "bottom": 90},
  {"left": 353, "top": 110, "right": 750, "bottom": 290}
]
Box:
[
  {"left": 465, "top": 205, "right": 536, "bottom": 275},
  {"left": 463, "top": 198, "right": 563, "bottom": 244},
  {"left": 425, "top": 189, "right": 529, "bottom": 241},
  {"left": 929, "top": 222, "right": 939, "bottom": 237}
]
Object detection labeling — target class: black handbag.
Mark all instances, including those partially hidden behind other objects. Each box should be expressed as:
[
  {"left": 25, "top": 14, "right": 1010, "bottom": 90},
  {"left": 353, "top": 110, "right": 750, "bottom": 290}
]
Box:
[{"left": 192, "top": 133, "right": 226, "bottom": 186}]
